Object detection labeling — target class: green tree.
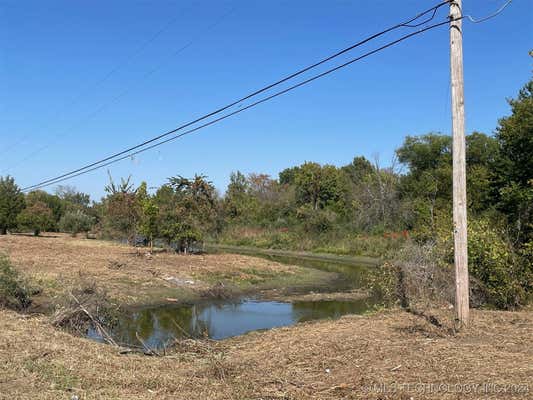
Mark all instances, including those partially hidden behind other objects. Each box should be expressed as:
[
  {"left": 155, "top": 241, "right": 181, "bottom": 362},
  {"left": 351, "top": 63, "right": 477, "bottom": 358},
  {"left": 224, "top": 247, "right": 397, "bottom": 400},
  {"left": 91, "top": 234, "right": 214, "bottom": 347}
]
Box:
[
  {"left": 55, "top": 185, "right": 91, "bottom": 211},
  {"left": 26, "top": 190, "right": 64, "bottom": 229},
  {"left": 17, "top": 201, "right": 54, "bottom": 236},
  {"left": 101, "top": 175, "right": 140, "bottom": 243},
  {"left": 341, "top": 156, "right": 374, "bottom": 185},
  {"left": 138, "top": 197, "right": 159, "bottom": 251},
  {"left": 466, "top": 132, "right": 499, "bottom": 212},
  {"left": 492, "top": 79, "right": 533, "bottom": 244},
  {"left": 59, "top": 210, "right": 95, "bottom": 237},
  {"left": 293, "top": 162, "right": 344, "bottom": 210},
  {"left": 164, "top": 175, "right": 218, "bottom": 252},
  {"left": 223, "top": 171, "right": 256, "bottom": 222},
  {"left": 0, "top": 176, "right": 25, "bottom": 235},
  {"left": 396, "top": 132, "right": 498, "bottom": 234}
]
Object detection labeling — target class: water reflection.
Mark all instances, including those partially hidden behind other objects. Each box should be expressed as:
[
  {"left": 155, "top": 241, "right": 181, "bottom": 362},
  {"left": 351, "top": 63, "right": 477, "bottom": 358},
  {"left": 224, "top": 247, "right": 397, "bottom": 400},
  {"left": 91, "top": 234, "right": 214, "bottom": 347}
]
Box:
[
  {"left": 91, "top": 298, "right": 372, "bottom": 348},
  {"left": 88, "top": 252, "right": 378, "bottom": 348}
]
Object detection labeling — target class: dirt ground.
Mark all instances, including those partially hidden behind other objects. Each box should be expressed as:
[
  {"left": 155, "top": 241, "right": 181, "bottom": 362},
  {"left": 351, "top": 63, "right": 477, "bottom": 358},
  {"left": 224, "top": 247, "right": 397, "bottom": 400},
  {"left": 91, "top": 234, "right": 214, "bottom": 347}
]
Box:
[
  {"left": 0, "top": 233, "right": 334, "bottom": 305},
  {"left": 0, "top": 308, "right": 531, "bottom": 399}
]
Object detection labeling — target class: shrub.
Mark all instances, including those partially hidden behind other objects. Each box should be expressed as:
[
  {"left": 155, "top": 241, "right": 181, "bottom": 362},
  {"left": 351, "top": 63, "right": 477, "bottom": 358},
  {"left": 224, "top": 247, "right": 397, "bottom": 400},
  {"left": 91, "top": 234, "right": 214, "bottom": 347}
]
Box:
[
  {"left": 296, "top": 205, "right": 337, "bottom": 233},
  {"left": 59, "top": 210, "right": 95, "bottom": 236},
  {"left": 366, "top": 243, "right": 455, "bottom": 310},
  {"left": 467, "top": 218, "right": 530, "bottom": 309},
  {"left": 366, "top": 242, "right": 489, "bottom": 311},
  {"left": 17, "top": 201, "right": 54, "bottom": 236},
  {"left": 0, "top": 254, "right": 32, "bottom": 310}
]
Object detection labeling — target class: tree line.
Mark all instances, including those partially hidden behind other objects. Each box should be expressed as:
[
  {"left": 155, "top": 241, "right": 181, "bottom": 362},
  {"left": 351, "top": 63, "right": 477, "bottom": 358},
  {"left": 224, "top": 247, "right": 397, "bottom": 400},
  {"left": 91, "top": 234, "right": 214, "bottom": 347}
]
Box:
[{"left": 1, "top": 79, "right": 531, "bottom": 308}]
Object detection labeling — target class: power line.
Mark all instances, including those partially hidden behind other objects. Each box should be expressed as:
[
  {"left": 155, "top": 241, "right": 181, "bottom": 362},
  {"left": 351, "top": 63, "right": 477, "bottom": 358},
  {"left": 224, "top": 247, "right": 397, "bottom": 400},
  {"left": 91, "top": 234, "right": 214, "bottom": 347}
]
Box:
[
  {"left": 22, "top": 17, "right": 457, "bottom": 192},
  {"left": 1, "top": 4, "right": 236, "bottom": 174},
  {"left": 465, "top": 0, "right": 512, "bottom": 23},
  {"left": 0, "top": 3, "right": 191, "bottom": 157},
  {"left": 20, "top": 1, "right": 451, "bottom": 192}
]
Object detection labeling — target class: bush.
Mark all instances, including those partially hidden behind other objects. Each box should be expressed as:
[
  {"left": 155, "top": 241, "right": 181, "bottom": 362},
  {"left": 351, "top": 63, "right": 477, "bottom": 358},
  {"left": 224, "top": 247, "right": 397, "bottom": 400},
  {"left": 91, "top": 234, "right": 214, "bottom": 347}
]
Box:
[
  {"left": 296, "top": 205, "right": 337, "bottom": 233},
  {"left": 432, "top": 213, "right": 530, "bottom": 309},
  {"left": 0, "top": 254, "right": 32, "bottom": 310},
  {"left": 467, "top": 218, "right": 530, "bottom": 309},
  {"left": 59, "top": 210, "right": 95, "bottom": 236},
  {"left": 366, "top": 242, "right": 490, "bottom": 312},
  {"left": 366, "top": 243, "right": 455, "bottom": 310},
  {"left": 17, "top": 201, "right": 54, "bottom": 236}
]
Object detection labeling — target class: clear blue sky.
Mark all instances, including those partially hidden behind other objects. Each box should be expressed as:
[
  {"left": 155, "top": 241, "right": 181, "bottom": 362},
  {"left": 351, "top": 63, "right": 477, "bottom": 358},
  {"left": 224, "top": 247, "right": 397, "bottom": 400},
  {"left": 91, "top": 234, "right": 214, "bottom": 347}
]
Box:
[{"left": 1, "top": 0, "right": 531, "bottom": 200}]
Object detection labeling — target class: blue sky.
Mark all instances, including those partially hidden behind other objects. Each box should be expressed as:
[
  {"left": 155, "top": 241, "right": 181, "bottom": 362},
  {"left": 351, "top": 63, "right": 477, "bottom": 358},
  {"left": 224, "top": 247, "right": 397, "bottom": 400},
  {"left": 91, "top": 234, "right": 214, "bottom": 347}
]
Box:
[{"left": 1, "top": 0, "right": 531, "bottom": 200}]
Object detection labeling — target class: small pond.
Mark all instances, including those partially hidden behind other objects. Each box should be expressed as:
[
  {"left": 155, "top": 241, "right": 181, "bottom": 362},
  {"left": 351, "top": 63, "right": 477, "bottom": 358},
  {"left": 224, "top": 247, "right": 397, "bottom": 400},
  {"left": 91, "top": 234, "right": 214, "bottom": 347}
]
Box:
[
  {"left": 89, "top": 297, "right": 373, "bottom": 348},
  {"left": 88, "top": 251, "right": 379, "bottom": 348}
]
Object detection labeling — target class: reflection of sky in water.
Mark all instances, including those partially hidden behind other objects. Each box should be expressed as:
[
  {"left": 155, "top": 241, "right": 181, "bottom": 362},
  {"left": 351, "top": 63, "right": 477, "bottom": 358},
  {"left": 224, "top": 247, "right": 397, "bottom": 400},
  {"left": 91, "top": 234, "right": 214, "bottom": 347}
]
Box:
[
  {"left": 197, "top": 301, "right": 298, "bottom": 339},
  {"left": 94, "top": 297, "right": 373, "bottom": 348},
  {"left": 88, "top": 254, "right": 378, "bottom": 348}
]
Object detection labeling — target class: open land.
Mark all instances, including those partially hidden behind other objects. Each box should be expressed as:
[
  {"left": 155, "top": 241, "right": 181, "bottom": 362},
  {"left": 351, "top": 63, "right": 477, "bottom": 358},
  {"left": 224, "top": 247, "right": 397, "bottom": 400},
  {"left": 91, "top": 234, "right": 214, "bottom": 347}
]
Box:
[{"left": 0, "top": 234, "right": 531, "bottom": 399}]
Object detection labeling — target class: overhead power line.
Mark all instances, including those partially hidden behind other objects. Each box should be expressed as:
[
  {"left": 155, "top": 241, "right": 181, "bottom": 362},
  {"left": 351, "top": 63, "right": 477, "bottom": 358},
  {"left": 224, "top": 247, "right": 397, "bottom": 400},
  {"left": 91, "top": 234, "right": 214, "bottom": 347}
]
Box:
[
  {"left": 1, "top": 5, "right": 237, "bottom": 174},
  {"left": 22, "top": 17, "right": 458, "bottom": 192},
  {"left": 20, "top": 1, "right": 451, "bottom": 192},
  {"left": 0, "top": 4, "right": 189, "bottom": 158}
]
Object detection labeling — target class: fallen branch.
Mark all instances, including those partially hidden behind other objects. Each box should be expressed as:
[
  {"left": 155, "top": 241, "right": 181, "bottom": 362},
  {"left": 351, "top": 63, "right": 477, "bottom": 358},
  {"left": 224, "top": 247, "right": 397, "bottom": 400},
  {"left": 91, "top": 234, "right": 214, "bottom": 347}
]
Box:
[
  {"left": 68, "top": 292, "right": 118, "bottom": 347},
  {"left": 135, "top": 332, "right": 161, "bottom": 356}
]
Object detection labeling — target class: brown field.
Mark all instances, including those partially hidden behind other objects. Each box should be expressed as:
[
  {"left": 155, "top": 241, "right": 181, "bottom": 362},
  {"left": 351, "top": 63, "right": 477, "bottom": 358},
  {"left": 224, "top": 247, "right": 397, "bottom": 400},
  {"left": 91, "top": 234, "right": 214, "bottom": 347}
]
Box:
[
  {"left": 0, "top": 234, "right": 531, "bottom": 399},
  {"left": 0, "top": 308, "right": 531, "bottom": 399},
  {"left": 0, "top": 233, "right": 334, "bottom": 306}
]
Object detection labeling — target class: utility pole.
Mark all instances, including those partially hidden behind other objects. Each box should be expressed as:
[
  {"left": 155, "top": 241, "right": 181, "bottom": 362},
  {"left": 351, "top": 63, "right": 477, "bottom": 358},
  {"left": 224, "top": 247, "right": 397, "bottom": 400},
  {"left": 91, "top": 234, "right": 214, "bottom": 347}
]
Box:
[{"left": 450, "top": 0, "right": 469, "bottom": 326}]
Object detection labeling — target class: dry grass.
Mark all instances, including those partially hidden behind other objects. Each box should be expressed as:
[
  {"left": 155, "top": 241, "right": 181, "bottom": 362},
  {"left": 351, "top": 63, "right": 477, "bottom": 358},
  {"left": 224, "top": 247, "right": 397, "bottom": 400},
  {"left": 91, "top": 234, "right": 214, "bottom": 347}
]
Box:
[
  {"left": 0, "top": 233, "right": 332, "bottom": 305},
  {"left": 1, "top": 234, "right": 531, "bottom": 399},
  {"left": 0, "top": 308, "right": 531, "bottom": 399}
]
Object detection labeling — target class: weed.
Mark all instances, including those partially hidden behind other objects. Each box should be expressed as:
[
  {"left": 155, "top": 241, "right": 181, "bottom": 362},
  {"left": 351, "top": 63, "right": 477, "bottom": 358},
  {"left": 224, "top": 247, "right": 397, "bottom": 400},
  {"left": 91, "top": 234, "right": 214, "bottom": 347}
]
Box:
[{"left": 0, "top": 254, "right": 32, "bottom": 310}]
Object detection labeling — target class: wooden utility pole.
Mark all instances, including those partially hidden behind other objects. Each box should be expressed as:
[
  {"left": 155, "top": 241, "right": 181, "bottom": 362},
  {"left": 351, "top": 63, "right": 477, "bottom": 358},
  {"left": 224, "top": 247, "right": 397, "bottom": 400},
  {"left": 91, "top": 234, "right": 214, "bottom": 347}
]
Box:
[{"left": 449, "top": 0, "right": 469, "bottom": 326}]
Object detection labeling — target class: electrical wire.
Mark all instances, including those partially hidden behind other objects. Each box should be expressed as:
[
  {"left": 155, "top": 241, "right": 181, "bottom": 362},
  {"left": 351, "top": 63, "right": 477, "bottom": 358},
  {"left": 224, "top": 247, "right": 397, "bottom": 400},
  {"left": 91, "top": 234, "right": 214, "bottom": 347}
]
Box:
[
  {"left": 464, "top": 0, "right": 512, "bottom": 23},
  {"left": 0, "top": 3, "right": 194, "bottom": 157},
  {"left": 22, "top": 17, "right": 457, "bottom": 192},
  {"left": 20, "top": 1, "right": 451, "bottom": 192},
  {"left": 1, "top": 3, "right": 235, "bottom": 173}
]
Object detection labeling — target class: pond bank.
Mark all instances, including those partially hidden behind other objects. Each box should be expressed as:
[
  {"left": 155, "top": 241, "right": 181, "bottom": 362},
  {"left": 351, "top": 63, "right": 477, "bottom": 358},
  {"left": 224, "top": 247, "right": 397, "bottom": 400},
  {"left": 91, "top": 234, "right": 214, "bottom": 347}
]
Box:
[
  {"left": 206, "top": 243, "right": 381, "bottom": 267},
  {"left": 1, "top": 307, "right": 531, "bottom": 399},
  {"left": 93, "top": 244, "right": 380, "bottom": 346},
  {"left": 0, "top": 233, "right": 339, "bottom": 308}
]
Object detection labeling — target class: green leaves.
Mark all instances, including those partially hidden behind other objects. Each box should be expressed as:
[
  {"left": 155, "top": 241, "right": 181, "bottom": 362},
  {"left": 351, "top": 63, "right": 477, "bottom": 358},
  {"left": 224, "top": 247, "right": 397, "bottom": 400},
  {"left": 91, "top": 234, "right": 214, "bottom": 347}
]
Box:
[{"left": 0, "top": 176, "right": 25, "bottom": 234}]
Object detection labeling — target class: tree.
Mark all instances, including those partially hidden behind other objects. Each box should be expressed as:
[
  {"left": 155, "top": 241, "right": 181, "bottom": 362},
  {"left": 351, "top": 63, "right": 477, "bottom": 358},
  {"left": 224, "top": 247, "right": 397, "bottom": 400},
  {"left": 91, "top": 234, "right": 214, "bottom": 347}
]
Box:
[
  {"left": 101, "top": 174, "right": 140, "bottom": 243},
  {"left": 492, "top": 79, "right": 533, "bottom": 244},
  {"left": 224, "top": 171, "right": 255, "bottom": 222},
  {"left": 26, "top": 190, "right": 64, "bottom": 229},
  {"left": 0, "top": 176, "right": 25, "bottom": 235},
  {"left": 164, "top": 175, "right": 218, "bottom": 252},
  {"left": 341, "top": 156, "right": 374, "bottom": 185},
  {"left": 17, "top": 201, "right": 54, "bottom": 236},
  {"left": 396, "top": 132, "right": 498, "bottom": 234},
  {"left": 138, "top": 197, "right": 159, "bottom": 251},
  {"left": 293, "top": 162, "right": 344, "bottom": 210},
  {"left": 59, "top": 210, "right": 95, "bottom": 237},
  {"left": 347, "top": 157, "right": 401, "bottom": 231},
  {"left": 55, "top": 185, "right": 91, "bottom": 211}
]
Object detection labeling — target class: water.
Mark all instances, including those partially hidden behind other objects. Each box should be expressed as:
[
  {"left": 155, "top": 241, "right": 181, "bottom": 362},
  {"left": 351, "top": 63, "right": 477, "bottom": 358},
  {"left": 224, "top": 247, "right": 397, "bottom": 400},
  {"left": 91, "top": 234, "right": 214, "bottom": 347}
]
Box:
[{"left": 88, "top": 252, "right": 378, "bottom": 347}]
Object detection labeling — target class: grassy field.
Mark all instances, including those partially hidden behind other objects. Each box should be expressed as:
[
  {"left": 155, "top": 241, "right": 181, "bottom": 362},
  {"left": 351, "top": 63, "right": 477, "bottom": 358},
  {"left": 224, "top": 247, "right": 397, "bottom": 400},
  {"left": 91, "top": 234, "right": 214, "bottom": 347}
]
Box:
[{"left": 0, "top": 233, "right": 335, "bottom": 306}]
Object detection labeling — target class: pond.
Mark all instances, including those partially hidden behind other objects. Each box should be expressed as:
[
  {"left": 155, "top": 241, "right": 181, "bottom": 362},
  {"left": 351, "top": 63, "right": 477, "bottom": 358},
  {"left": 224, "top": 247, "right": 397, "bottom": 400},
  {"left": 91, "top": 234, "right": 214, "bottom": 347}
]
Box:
[{"left": 88, "top": 251, "right": 379, "bottom": 348}]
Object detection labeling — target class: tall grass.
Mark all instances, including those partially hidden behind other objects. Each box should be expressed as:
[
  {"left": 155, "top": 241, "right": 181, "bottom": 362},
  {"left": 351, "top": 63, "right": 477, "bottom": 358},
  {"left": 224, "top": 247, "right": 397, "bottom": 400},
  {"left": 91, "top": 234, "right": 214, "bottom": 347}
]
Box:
[
  {"left": 0, "top": 254, "right": 32, "bottom": 310},
  {"left": 215, "top": 226, "right": 408, "bottom": 258}
]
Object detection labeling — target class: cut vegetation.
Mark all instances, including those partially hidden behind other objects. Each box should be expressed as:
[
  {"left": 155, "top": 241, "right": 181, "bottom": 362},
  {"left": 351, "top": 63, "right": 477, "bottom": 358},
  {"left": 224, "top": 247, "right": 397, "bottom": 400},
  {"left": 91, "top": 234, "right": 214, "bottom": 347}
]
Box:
[{"left": 0, "top": 234, "right": 335, "bottom": 307}]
